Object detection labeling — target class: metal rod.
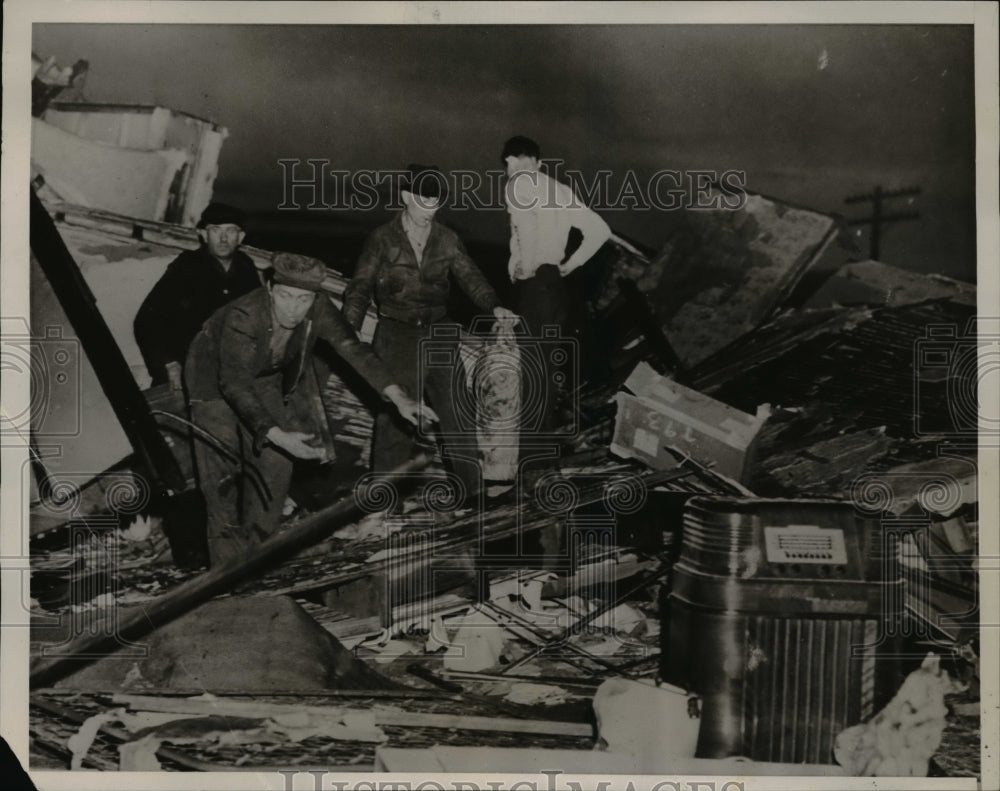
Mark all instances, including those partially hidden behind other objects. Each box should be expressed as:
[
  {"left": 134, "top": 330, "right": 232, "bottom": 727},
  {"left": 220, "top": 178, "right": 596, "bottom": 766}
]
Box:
[
  {"left": 441, "top": 669, "right": 602, "bottom": 688},
  {"left": 497, "top": 569, "right": 664, "bottom": 674},
  {"left": 29, "top": 453, "right": 433, "bottom": 688},
  {"left": 150, "top": 409, "right": 271, "bottom": 503},
  {"left": 482, "top": 599, "right": 637, "bottom": 678},
  {"left": 478, "top": 601, "right": 598, "bottom": 673}
]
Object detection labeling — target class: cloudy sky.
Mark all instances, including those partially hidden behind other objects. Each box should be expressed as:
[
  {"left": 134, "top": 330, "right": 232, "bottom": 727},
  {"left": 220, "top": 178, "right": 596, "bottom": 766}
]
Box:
[{"left": 32, "top": 21, "right": 977, "bottom": 279}]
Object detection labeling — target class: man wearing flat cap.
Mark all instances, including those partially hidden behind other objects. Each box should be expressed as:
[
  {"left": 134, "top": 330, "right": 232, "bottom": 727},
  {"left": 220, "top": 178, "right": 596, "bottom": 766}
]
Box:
[
  {"left": 343, "top": 165, "right": 517, "bottom": 506},
  {"left": 185, "top": 252, "right": 433, "bottom": 566},
  {"left": 135, "top": 201, "right": 261, "bottom": 390}
]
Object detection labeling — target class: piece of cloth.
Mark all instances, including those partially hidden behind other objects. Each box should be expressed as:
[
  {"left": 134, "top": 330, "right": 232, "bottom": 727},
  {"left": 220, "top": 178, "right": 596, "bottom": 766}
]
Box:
[
  {"left": 342, "top": 212, "right": 500, "bottom": 329},
  {"left": 134, "top": 245, "right": 260, "bottom": 386},
  {"left": 185, "top": 288, "right": 395, "bottom": 566},
  {"left": 505, "top": 168, "right": 611, "bottom": 282},
  {"left": 343, "top": 212, "right": 501, "bottom": 500}
]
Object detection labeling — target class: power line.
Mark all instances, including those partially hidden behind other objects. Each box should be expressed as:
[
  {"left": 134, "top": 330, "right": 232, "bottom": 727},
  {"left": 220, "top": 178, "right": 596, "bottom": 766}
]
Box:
[{"left": 844, "top": 185, "right": 921, "bottom": 260}]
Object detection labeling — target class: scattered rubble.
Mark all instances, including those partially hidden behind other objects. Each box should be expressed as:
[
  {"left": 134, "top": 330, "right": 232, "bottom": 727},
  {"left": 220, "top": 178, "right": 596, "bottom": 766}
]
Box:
[{"left": 26, "top": 141, "right": 982, "bottom": 776}]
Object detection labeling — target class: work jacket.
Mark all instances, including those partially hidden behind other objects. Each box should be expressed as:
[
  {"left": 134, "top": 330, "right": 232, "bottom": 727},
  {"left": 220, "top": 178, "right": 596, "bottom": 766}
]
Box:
[
  {"left": 134, "top": 245, "right": 261, "bottom": 385},
  {"left": 342, "top": 213, "right": 500, "bottom": 330},
  {"left": 186, "top": 288, "right": 394, "bottom": 451}
]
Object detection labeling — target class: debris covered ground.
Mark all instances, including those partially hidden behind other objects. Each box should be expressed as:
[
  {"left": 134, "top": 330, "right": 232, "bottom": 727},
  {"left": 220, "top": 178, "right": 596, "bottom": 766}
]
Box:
[{"left": 26, "top": 157, "right": 981, "bottom": 777}]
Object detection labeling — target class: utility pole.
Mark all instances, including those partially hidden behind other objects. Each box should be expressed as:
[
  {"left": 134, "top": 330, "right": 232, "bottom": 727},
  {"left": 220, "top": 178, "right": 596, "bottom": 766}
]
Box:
[{"left": 844, "top": 185, "right": 921, "bottom": 260}]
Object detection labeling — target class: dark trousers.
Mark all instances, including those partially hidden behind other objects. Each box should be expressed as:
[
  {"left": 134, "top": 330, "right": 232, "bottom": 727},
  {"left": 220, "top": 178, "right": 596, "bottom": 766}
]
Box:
[
  {"left": 371, "top": 318, "right": 482, "bottom": 504},
  {"left": 189, "top": 376, "right": 312, "bottom": 567},
  {"left": 513, "top": 264, "right": 570, "bottom": 480}
]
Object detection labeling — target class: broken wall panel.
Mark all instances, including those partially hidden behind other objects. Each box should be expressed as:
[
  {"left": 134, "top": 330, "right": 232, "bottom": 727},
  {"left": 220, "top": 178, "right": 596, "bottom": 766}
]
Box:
[
  {"left": 32, "top": 118, "right": 189, "bottom": 222},
  {"left": 599, "top": 190, "right": 839, "bottom": 368},
  {"left": 28, "top": 250, "right": 134, "bottom": 481},
  {"left": 39, "top": 103, "right": 229, "bottom": 227},
  {"left": 751, "top": 426, "right": 895, "bottom": 498}
]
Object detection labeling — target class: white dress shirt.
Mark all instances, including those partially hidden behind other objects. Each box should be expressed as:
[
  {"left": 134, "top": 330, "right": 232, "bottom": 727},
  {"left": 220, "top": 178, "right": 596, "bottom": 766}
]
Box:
[{"left": 505, "top": 168, "right": 612, "bottom": 283}]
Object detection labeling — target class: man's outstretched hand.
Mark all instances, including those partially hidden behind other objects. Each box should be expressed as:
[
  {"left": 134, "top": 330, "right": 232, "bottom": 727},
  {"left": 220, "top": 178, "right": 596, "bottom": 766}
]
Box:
[
  {"left": 266, "top": 427, "right": 329, "bottom": 461},
  {"left": 383, "top": 384, "right": 440, "bottom": 429}
]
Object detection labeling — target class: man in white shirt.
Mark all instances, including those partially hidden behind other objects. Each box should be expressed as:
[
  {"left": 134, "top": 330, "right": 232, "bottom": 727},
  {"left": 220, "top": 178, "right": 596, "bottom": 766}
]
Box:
[{"left": 502, "top": 136, "right": 611, "bottom": 478}]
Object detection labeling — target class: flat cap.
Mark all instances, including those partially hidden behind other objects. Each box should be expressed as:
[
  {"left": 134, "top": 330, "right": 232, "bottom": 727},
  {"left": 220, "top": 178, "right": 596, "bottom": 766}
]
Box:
[
  {"left": 198, "top": 202, "right": 246, "bottom": 229},
  {"left": 271, "top": 251, "right": 327, "bottom": 292},
  {"left": 402, "top": 164, "right": 448, "bottom": 203}
]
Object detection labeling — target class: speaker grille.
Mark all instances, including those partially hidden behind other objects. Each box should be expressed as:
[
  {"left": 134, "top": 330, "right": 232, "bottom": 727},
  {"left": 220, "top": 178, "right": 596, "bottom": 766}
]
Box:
[{"left": 743, "top": 616, "right": 878, "bottom": 764}]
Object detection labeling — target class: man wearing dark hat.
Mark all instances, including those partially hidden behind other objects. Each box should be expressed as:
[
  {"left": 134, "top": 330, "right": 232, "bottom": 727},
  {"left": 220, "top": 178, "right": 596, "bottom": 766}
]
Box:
[
  {"left": 343, "top": 165, "right": 517, "bottom": 506},
  {"left": 134, "top": 201, "right": 261, "bottom": 390},
  {"left": 185, "top": 251, "right": 433, "bottom": 566}
]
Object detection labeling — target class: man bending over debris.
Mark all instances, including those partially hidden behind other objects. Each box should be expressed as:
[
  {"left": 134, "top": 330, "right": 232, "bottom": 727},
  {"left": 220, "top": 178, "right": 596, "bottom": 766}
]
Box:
[{"left": 185, "top": 252, "right": 435, "bottom": 566}]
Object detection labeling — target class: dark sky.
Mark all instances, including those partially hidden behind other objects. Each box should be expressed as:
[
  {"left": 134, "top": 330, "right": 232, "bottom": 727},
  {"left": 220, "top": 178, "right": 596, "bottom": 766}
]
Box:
[{"left": 33, "top": 23, "right": 976, "bottom": 280}]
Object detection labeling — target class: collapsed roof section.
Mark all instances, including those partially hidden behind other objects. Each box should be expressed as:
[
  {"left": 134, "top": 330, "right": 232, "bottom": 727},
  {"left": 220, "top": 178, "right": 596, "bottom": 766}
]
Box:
[{"left": 595, "top": 187, "right": 845, "bottom": 369}]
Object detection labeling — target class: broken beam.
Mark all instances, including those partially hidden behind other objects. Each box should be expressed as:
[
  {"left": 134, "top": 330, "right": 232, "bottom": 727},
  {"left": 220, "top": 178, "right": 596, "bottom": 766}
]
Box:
[
  {"left": 29, "top": 187, "right": 185, "bottom": 496},
  {"left": 110, "top": 694, "right": 594, "bottom": 737},
  {"left": 29, "top": 453, "right": 433, "bottom": 689}
]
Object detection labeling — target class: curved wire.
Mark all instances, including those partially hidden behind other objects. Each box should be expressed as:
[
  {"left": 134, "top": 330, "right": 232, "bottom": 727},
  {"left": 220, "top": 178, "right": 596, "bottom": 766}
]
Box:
[{"left": 150, "top": 409, "right": 271, "bottom": 504}]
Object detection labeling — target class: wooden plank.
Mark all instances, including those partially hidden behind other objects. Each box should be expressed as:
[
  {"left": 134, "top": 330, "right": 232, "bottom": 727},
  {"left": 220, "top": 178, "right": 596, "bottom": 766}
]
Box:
[
  {"left": 36, "top": 687, "right": 446, "bottom": 700},
  {"left": 111, "top": 694, "right": 593, "bottom": 737},
  {"left": 375, "top": 745, "right": 848, "bottom": 776}
]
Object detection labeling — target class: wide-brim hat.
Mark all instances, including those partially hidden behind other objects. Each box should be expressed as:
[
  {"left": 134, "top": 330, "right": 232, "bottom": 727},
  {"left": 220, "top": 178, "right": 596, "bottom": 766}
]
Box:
[
  {"left": 402, "top": 164, "right": 448, "bottom": 204},
  {"left": 197, "top": 202, "right": 247, "bottom": 230},
  {"left": 271, "top": 252, "right": 327, "bottom": 292}
]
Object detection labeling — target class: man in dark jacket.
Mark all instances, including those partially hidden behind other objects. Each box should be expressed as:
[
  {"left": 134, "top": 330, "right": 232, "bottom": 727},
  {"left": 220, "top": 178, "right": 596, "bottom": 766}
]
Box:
[
  {"left": 135, "top": 202, "right": 261, "bottom": 389},
  {"left": 343, "top": 165, "right": 517, "bottom": 506},
  {"left": 185, "top": 252, "right": 433, "bottom": 566}
]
